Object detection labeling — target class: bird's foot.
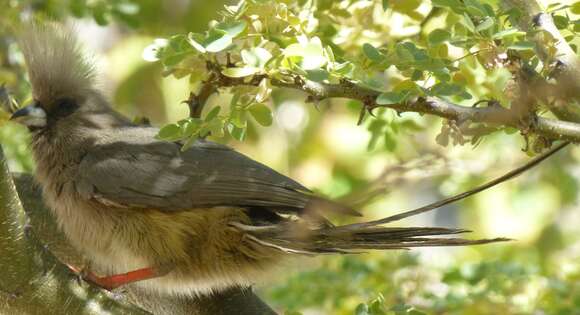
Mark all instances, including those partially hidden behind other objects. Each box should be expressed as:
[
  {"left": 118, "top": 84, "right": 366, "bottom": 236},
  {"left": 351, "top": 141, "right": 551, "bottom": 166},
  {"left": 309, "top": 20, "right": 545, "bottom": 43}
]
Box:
[{"left": 66, "top": 264, "right": 163, "bottom": 291}]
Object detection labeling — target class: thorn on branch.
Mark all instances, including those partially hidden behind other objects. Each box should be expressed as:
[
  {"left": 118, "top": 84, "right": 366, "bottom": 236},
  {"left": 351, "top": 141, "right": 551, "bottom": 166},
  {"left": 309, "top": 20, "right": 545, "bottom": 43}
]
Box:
[
  {"left": 182, "top": 92, "right": 199, "bottom": 118},
  {"left": 357, "top": 106, "right": 366, "bottom": 126}
]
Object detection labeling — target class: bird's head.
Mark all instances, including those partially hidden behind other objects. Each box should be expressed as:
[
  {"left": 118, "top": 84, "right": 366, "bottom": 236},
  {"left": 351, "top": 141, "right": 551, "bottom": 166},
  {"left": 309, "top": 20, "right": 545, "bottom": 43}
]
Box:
[{"left": 10, "top": 23, "right": 107, "bottom": 132}]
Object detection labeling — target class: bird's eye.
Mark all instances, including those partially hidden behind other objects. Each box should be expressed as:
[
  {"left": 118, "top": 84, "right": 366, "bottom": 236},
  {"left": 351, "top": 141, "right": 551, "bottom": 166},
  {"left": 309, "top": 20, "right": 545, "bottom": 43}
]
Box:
[{"left": 50, "top": 98, "right": 79, "bottom": 119}]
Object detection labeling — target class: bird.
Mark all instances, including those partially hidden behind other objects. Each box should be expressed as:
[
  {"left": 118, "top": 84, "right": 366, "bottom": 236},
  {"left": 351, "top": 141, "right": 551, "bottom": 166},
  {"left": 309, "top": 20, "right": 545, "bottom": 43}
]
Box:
[{"left": 10, "top": 23, "right": 507, "bottom": 296}]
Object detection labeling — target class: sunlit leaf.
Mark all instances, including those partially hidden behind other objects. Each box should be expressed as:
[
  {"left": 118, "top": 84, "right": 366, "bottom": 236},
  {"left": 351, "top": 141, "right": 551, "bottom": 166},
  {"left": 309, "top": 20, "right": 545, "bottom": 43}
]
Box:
[
  {"left": 187, "top": 33, "right": 206, "bottom": 53},
  {"left": 508, "top": 41, "right": 536, "bottom": 50},
  {"left": 475, "top": 17, "right": 495, "bottom": 32},
  {"left": 241, "top": 47, "right": 273, "bottom": 68},
  {"left": 204, "top": 106, "right": 221, "bottom": 122},
  {"left": 249, "top": 103, "right": 273, "bottom": 126},
  {"left": 205, "top": 32, "right": 233, "bottom": 52},
  {"left": 216, "top": 20, "right": 247, "bottom": 37},
  {"left": 222, "top": 67, "right": 259, "bottom": 77},
  {"left": 157, "top": 124, "right": 181, "bottom": 141},
  {"left": 428, "top": 29, "right": 451, "bottom": 46}
]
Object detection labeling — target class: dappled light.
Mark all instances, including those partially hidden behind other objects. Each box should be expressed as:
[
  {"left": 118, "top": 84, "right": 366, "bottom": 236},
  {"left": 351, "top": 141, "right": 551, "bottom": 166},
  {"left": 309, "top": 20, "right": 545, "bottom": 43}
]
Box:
[{"left": 0, "top": 0, "right": 579, "bottom": 314}]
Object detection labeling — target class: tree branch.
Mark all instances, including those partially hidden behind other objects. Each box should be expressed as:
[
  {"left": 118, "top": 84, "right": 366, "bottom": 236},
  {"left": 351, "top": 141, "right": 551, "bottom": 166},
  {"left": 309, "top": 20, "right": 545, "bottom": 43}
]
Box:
[
  {"left": 184, "top": 71, "right": 218, "bottom": 119},
  {"left": 210, "top": 68, "right": 580, "bottom": 143}
]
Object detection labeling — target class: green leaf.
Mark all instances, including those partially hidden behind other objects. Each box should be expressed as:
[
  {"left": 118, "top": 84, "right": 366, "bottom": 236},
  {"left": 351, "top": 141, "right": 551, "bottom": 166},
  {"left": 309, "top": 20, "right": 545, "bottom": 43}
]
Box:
[
  {"left": 432, "top": 0, "right": 465, "bottom": 13},
  {"left": 400, "top": 120, "right": 423, "bottom": 131},
  {"left": 157, "top": 124, "right": 181, "bottom": 140},
  {"left": 228, "top": 124, "right": 247, "bottom": 141},
  {"left": 205, "top": 32, "right": 233, "bottom": 52},
  {"left": 355, "top": 303, "right": 370, "bottom": 315},
  {"left": 430, "top": 82, "right": 463, "bottom": 96},
  {"left": 362, "top": 43, "right": 384, "bottom": 62},
  {"left": 376, "top": 91, "right": 405, "bottom": 105},
  {"left": 92, "top": 2, "right": 109, "bottom": 25},
  {"left": 285, "top": 38, "right": 328, "bottom": 70},
  {"left": 384, "top": 132, "right": 397, "bottom": 151},
  {"left": 476, "top": 17, "right": 495, "bottom": 32},
  {"left": 508, "top": 41, "right": 536, "bottom": 50},
  {"left": 284, "top": 43, "right": 305, "bottom": 57},
  {"left": 553, "top": 15, "right": 569, "bottom": 29},
  {"left": 428, "top": 29, "right": 451, "bottom": 46},
  {"left": 207, "top": 118, "right": 225, "bottom": 137},
  {"left": 241, "top": 47, "right": 272, "bottom": 68},
  {"left": 306, "top": 69, "right": 329, "bottom": 82},
  {"left": 204, "top": 106, "right": 221, "bottom": 122},
  {"left": 464, "top": 0, "right": 488, "bottom": 16},
  {"left": 382, "top": 0, "right": 389, "bottom": 11},
  {"left": 334, "top": 62, "right": 354, "bottom": 76},
  {"left": 215, "top": 20, "right": 247, "bottom": 38},
  {"left": 222, "top": 67, "right": 258, "bottom": 77},
  {"left": 70, "top": 0, "right": 87, "bottom": 17},
  {"left": 572, "top": 2, "right": 580, "bottom": 14},
  {"left": 182, "top": 118, "right": 203, "bottom": 137},
  {"left": 249, "top": 103, "right": 273, "bottom": 126},
  {"left": 230, "top": 109, "right": 248, "bottom": 128},
  {"left": 187, "top": 33, "right": 206, "bottom": 53},
  {"left": 162, "top": 52, "right": 190, "bottom": 67},
  {"left": 491, "top": 28, "right": 522, "bottom": 39},
  {"left": 302, "top": 39, "right": 327, "bottom": 70},
  {"left": 255, "top": 78, "right": 272, "bottom": 103},
  {"left": 462, "top": 13, "right": 476, "bottom": 33}
]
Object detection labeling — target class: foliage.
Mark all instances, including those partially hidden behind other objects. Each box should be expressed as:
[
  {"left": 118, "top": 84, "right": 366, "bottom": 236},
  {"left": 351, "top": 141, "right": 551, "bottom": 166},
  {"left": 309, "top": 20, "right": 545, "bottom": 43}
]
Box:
[
  {"left": 145, "top": 0, "right": 579, "bottom": 151},
  {"left": 1, "top": 0, "right": 580, "bottom": 314}
]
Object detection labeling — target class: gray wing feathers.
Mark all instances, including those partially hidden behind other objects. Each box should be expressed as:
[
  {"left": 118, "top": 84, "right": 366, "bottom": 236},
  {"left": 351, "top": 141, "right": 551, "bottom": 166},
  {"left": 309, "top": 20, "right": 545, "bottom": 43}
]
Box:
[{"left": 76, "top": 137, "right": 311, "bottom": 211}]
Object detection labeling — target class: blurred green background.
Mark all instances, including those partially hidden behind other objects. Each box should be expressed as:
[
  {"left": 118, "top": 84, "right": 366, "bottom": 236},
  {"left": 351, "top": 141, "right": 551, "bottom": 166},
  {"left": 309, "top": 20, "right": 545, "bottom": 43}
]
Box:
[{"left": 1, "top": 0, "right": 579, "bottom": 314}]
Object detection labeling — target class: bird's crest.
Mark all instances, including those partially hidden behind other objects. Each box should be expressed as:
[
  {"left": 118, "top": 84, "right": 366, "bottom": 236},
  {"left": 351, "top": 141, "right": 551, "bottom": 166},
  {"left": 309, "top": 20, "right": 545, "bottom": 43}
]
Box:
[{"left": 19, "top": 23, "right": 96, "bottom": 108}]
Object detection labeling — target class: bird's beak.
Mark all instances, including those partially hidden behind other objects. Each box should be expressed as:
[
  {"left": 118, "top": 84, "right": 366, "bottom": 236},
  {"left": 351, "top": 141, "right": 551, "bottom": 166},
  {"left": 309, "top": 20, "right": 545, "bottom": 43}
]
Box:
[{"left": 10, "top": 102, "right": 47, "bottom": 129}]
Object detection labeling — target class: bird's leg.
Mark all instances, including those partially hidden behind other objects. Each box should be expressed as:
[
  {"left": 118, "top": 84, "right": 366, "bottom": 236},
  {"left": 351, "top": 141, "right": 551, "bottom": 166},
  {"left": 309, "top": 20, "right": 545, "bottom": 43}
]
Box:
[
  {"left": 66, "top": 263, "right": 170, "bottom": 291},
  {"left": 82, "top": 267, "right": 167, "bottom": 291}
]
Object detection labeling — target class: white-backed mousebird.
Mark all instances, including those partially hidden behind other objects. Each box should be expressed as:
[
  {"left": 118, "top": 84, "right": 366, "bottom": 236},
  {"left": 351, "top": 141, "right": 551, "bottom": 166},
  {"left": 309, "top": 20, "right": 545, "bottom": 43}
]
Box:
[{"left": 9, "top": 23, "right": 523, "bottom": 296}]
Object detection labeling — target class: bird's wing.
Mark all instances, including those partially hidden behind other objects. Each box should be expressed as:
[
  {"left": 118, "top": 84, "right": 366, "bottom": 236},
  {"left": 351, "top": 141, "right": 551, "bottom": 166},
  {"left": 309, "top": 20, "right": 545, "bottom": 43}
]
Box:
[{"left": 75, "top": 129, "right": 358, "bottom": 216}]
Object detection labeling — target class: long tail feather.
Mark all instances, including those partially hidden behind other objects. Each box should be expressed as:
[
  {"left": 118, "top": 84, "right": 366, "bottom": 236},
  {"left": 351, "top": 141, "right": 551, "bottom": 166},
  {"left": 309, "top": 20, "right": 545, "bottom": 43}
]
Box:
[{"left": 238, "top": 223, "right": 509, "bottom": 255}]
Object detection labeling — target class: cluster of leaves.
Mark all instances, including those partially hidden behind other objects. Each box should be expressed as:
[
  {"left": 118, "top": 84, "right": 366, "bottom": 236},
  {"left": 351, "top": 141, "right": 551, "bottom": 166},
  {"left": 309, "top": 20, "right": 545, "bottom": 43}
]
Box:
[
  {"left": 147, "top": 0, "right": 579, "bottom": 149},
  {"left": 266, "top": 247, "right": 580, "bottom": 315},
  {"left": 68, "top": 0, "right": 141, "bottom": 27},
  {"left": 0, "top": 0, "right": 141, "bottom": 28},
  {"left": 1, "top": 0, "right": 580, "bottom": 314}
]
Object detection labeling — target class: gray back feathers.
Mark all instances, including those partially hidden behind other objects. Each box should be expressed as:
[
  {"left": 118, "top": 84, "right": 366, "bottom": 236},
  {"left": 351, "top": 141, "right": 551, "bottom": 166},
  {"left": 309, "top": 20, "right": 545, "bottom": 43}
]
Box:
[{"left": 19, "top": 23, "right": 96, "bottom": 106}]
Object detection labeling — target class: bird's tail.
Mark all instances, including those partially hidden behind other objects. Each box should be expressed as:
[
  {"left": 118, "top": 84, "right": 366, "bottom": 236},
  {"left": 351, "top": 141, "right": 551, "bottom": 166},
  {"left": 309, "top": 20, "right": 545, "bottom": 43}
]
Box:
[{"left": 232, "top": 222, "right": 509, "bottom": 255}]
